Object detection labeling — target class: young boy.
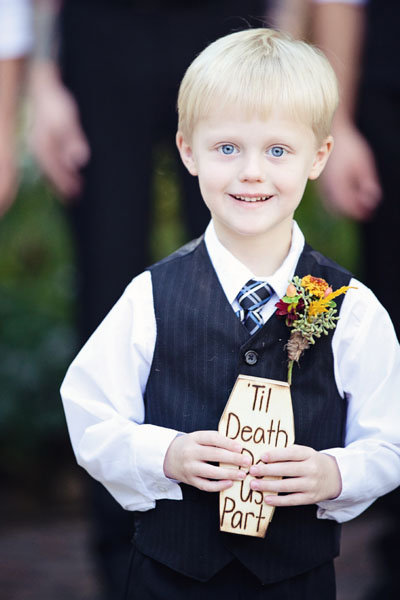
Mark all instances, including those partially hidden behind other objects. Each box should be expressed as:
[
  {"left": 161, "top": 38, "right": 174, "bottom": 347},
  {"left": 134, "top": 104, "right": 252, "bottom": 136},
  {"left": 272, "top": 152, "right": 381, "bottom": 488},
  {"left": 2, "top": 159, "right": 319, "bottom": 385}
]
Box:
[{"left": 61, "top": 29, "right": 400, "bottom": 599}]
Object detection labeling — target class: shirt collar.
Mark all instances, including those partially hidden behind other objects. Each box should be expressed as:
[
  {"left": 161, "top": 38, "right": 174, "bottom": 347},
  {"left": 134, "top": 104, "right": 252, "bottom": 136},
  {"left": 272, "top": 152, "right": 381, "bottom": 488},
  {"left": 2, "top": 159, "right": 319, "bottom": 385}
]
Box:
[{"left": 204, "top": 220, "right": 305, "bottom": 305}]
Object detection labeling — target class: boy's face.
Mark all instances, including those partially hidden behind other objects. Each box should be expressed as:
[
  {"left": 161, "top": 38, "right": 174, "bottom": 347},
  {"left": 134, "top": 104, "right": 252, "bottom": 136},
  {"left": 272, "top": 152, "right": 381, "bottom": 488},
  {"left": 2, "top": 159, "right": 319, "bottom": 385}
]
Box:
[{"left": 177, "top": 108, "right": 332, "bottom": 249}]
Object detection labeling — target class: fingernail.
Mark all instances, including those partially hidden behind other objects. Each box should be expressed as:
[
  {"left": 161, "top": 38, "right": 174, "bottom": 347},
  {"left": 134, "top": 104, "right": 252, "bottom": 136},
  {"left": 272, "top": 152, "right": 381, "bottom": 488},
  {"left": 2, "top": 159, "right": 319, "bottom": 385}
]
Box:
[
  {"left": 261, "top": 454, "right": 268, "bottom": 462},
  {"left": 249, "top": 466, "right": 258, "bottom": 475},
  {"left": 242, "top": 456, "right": 251, "bottom": 466},
  {"left": 238, "top": 471, "right": 246, "bottom": 479},
  {"left": 250, "top": 480, "right": 260, "bottom": 490}
]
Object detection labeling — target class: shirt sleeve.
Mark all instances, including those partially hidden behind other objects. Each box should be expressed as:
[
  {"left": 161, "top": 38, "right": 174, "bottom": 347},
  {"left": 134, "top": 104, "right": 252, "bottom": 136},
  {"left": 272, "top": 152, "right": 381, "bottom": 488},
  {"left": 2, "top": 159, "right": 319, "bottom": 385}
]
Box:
[
  {"left": 0, "top": 0, "right": 33, "bottom": 59},
  {"left": 60, "top": 271, "right": 183, "bottom": 511},
  {"left": 317, "top": 278, "right": 400, "bottom": 522}
]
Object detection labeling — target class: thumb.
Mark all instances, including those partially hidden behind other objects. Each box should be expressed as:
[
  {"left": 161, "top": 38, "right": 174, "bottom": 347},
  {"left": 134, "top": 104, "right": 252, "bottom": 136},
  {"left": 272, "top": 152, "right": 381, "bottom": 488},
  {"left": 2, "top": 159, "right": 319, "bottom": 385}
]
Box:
[{"left": 63, "top": 123, "right": 90, "bottom": 170}]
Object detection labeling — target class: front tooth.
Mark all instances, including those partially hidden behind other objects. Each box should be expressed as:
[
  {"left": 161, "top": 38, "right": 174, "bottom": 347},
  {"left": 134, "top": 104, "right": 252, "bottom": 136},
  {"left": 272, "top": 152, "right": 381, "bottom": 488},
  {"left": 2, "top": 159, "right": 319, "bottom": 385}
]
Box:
[{"left": 235, "top": 195, "right": 269, "bottom": 201}]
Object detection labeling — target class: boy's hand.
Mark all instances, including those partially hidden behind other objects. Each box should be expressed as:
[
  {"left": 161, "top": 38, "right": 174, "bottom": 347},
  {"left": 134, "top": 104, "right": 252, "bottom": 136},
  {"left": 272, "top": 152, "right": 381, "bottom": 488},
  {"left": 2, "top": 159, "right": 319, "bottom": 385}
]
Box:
[
  {"left": 163, "top": 431, "right": 252, "bottom": 492},
  {"left": 249, "top": 444, "right": 342, "bottom": 506}
]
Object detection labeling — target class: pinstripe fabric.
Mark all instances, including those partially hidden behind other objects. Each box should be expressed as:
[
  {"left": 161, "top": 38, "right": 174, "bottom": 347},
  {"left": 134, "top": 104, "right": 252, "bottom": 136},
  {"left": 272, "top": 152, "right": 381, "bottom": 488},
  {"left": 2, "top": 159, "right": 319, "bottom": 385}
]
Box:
[
  {"left": 236, "top": 279, "right": 273, "bottom": 334},
  {"left": 134, "top": 237, "right": 351, "bottom": 584}
]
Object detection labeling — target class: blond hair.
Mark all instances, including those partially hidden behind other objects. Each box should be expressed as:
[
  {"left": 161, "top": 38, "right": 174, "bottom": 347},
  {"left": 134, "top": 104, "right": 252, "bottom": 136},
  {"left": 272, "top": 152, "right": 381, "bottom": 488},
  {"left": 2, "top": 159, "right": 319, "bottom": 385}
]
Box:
[{"left": 177, "top": 28, "right": 338, "bottom": 143}]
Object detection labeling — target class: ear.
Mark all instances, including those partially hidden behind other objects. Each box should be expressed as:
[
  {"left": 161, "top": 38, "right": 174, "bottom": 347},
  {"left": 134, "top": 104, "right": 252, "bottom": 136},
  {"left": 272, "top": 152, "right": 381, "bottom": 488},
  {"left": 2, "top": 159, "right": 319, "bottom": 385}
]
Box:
[
  {"left": 308, "top": 135, "right": 334, "bottom": 180},
  {"left": 176, "top": 131, "right": 198, "bottom": 176}
]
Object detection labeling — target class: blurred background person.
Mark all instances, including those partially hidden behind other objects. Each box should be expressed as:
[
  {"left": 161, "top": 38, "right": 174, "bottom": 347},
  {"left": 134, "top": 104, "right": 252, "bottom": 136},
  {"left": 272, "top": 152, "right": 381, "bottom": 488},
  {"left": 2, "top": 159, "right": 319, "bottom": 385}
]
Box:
[
  {"left": 311, "top": 2, "right": 400, "bottom": 598},
  {"left": 271, "top": 3, "right": 399, "bottom": 597},
  {"left": 29, "top": 2, "right": 268, "bottom": 599},
  {"left": 0, "top": 0, "right": 33, "bottom": 216},
  {"left": 30, "top": 0, "right": 269, "bottom": 343},
  {"left": 311, "top": 0, "right": 400, "bottom": 343}
]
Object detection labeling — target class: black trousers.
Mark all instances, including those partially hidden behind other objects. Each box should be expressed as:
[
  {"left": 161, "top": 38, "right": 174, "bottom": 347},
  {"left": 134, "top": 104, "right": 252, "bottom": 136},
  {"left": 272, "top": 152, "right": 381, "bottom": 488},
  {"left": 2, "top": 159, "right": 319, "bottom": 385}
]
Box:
[
  {"left": 60, "top": 1, "right": 266, "bottom": 341},
  {"left": 357, "top": 84, "right": 400, "bottom": 599},
  {"left": 126, "top": 549, "right": 336, "bottom": 600}
]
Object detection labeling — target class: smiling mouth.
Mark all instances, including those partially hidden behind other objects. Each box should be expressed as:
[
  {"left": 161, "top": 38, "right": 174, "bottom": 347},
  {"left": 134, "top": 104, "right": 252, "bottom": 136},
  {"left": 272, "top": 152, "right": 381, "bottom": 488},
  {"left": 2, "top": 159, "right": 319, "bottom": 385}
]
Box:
[{"left": 230, "top": 194, "right": 273, "bottom": 203}]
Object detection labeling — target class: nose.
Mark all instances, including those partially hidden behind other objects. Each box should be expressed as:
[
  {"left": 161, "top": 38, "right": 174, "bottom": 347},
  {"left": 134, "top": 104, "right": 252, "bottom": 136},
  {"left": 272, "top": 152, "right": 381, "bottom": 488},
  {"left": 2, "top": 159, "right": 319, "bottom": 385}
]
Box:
[{"left": 239, "top": 152, "right": 266, "bottom": 183}]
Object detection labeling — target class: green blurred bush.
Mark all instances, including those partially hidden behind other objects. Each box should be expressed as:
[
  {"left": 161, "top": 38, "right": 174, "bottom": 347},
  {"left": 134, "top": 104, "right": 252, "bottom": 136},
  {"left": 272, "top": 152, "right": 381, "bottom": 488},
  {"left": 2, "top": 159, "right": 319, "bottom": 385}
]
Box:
[{"left": 0, "top": 161, "right": 77, "bottom": 471}]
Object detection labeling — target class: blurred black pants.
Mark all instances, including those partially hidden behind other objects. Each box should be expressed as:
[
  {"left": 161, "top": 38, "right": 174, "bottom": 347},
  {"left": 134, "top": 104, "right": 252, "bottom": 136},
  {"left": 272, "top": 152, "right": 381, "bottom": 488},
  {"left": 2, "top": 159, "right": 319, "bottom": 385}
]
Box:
[
  {"left": 358, "top": 84, "right": 400, "bottom": 599},
  {"left": 61, "top": 1, "right": 266, "bottom": 340},
  {"left": 358, "top": 85, "right": 400, "bottom": 340}
]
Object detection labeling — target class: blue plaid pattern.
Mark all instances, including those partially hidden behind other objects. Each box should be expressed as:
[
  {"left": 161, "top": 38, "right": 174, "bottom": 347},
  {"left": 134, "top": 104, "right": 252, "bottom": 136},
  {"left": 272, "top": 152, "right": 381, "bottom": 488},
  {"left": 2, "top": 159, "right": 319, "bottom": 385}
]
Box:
[{"left": 236, "top": 279, "right": 273, "bottom": 335}]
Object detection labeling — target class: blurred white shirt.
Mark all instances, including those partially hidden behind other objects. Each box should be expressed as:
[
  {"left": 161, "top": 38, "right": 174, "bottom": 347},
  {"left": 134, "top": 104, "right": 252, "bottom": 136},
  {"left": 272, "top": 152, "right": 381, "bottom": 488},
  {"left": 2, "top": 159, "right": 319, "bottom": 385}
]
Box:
[
  {"left": 0, "top": 0, "right": 33, "bottom": 59},
  {"left": 61, "top": 220, "right": 400, "bottom": 522}
]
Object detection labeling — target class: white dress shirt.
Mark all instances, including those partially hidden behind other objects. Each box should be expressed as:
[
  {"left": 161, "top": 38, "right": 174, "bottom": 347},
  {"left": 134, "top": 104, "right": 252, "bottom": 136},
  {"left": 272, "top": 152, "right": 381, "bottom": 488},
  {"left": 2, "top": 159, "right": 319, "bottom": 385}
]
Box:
[
  {"left": 0, "top": 0, "right": 33, "bottom": 59},
  {"left": 61, "top": 220, "right": 400, "bottom": 522}
]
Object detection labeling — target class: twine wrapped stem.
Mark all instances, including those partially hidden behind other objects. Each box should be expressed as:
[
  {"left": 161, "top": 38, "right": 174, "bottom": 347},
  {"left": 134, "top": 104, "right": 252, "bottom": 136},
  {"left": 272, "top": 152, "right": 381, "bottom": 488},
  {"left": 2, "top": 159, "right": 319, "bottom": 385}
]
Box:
[{"left": 286, "top": 331, "right": 310, "bottom": 385}]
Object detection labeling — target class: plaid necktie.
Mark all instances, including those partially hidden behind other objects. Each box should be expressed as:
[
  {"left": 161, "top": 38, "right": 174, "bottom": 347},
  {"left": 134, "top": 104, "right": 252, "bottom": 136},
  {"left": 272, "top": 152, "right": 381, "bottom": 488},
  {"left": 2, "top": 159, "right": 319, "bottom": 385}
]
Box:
[{"left": 236, "top": 279, "right": 273, "bottom": 335}]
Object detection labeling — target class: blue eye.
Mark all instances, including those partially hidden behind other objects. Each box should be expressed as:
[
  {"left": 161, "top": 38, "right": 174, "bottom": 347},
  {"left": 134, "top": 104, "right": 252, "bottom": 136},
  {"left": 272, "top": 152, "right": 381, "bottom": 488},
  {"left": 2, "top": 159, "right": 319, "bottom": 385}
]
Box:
[
  {"left": 219, "top": 144, "right": 236, "bottom": 155},
  {"left": 268, "top": 146, "right": 286, "bottom": 157}
]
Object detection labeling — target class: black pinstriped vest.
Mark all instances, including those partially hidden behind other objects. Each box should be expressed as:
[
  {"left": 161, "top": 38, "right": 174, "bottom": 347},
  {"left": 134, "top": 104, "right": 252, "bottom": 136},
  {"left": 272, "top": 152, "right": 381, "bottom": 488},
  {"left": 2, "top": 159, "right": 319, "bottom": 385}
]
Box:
[{"left": 134, "top": 237, "right": 351, "bottom": 584}]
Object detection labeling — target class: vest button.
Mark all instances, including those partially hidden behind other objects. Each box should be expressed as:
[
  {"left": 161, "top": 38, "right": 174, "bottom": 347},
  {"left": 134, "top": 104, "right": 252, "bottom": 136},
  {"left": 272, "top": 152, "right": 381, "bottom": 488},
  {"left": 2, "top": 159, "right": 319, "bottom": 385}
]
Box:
[{"left": 244, "top": 350, "right": 258, "bottom": 365}]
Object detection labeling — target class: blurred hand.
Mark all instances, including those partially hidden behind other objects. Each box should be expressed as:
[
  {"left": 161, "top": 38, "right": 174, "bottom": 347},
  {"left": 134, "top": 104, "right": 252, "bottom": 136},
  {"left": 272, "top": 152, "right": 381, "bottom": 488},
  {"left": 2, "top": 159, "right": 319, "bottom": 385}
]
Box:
[
  {"left": 320, "top": 121, "right": 381, "bottom": 221},
  {"left": 0, "top": 118, "right": 18, "bottom": 217},
  {"left": 30, "top": 63, "right": 90, "bottom": 200}
]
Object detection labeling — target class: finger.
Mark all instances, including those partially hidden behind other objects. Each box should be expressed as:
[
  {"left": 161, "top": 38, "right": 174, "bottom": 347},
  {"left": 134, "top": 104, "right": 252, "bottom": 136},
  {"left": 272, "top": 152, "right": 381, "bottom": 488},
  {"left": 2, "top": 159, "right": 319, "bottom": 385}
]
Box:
[
  {"left": 0, "top": 169, "right": 18, "bottom": 216},
  {"left": 260, "top": 444, "right": 311, "bottom": 464},
  {"left": 199, "top": 446, "right": 252, "bottom": 469},
  {"left": 356, "top": 188, "right": 381, "bottom": 216},
  {"left": 250, "top": 460, "right": 308, "bottom": 479},
  {"left": 263, "top": 492, "right": 311, "bottom": 507},
  {"left": 197, "top": 463, "right": 246, "bottom": 481},
  {"left": 62, "top": 129, "right": 90, "bottom": 170},
  {"left": 360, "top": 180, "right": 381, "bottom": 205},
  {"left": 39, "top": 144, "right": 83, "bottom": 198},
  {"left": 194, "top": 430, "right": 244, "bottom": 453},
  {"left": 193, "top": 477, "right": 234, "bottom": 493},
  {"left": 45, "top": 158, "right": 82, "bottom": 198},
  {"left": 251, "top": 476, "right": 307, "bottom": 495}
]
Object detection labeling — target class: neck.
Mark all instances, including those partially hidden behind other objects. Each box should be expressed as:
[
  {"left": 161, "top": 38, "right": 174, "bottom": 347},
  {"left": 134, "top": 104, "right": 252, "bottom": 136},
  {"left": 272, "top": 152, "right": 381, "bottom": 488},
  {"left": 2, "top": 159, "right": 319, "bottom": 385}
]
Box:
[{"left": 214, "top": 220, "right": 293, "bottom": 277}]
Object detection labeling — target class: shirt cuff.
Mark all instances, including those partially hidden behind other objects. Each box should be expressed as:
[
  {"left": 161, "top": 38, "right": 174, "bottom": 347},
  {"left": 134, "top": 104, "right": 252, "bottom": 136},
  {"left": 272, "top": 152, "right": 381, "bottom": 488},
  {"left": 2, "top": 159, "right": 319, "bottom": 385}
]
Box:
[
  {"left": 132, "top": 424, "right": 183, "bottom": 502},
  {"left": 316, "top": 447, "right": 373, "bottom": 522}
]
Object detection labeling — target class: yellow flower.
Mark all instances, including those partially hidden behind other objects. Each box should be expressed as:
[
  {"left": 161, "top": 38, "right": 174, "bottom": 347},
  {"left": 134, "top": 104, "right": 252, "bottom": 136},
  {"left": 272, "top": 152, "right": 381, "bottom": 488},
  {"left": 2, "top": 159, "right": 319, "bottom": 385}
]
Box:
[
  {"left": 308, "top": 298, "right": 329, "bottom": 318},
  {"left": 301, "top": 275, "right": 329, "bottom": 298},
  {"left": 324, "top": 285, "right": 355, "bottom": 303},
  {"left": 308, "top": 285, "right": 355, "bottom": 319}
]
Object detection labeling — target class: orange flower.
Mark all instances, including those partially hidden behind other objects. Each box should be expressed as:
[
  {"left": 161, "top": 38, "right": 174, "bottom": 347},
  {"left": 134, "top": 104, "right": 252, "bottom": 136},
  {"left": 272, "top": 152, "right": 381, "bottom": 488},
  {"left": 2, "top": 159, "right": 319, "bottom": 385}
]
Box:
[{"left": 301, "top": 275, "right": 329, "bottom": 298}]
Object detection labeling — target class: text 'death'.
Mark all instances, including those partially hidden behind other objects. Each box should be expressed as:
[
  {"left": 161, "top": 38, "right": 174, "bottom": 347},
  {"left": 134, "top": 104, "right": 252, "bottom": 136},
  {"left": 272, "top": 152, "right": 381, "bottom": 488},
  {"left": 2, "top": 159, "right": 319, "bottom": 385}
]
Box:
[{"left": 219, "top": 375, "right": 294, "bottom": 538}]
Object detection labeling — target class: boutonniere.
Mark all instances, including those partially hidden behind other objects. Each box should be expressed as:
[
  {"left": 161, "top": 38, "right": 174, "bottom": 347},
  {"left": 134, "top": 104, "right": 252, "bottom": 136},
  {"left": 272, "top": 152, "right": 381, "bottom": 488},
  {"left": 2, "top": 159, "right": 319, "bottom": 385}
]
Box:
[{"left": 275, "top": 275, "right": 355, "bottom": 385}]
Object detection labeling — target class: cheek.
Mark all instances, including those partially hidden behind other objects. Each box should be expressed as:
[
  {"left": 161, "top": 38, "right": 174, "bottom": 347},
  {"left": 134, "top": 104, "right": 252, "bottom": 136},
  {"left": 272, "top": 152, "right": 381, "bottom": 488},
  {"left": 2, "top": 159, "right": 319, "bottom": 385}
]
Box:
[
  {"left": 277, "top": 165, "right": 310, "bottom": 194},
  {"left": 198, "top": 163, "right": 229, "bottom": 194}
]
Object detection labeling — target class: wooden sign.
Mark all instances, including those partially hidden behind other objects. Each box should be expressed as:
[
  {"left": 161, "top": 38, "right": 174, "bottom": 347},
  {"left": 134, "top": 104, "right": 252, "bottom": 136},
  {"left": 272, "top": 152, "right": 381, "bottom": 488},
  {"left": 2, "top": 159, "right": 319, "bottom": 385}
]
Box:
[{"left": 219, "top": 375, "right": 294, "bottom": 538}]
